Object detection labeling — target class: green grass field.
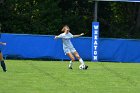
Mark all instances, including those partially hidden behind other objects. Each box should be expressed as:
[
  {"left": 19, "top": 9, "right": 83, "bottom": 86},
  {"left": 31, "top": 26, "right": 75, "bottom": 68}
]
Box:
[{"left": 0, "top": 60, "right": 140, "bottom": 93}]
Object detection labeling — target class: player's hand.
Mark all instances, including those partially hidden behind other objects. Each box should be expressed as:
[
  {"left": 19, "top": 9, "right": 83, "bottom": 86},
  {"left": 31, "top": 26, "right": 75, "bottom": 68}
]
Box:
[
  {"left": 2, "top": 43, "right": 6, "bottom": 45},
  {"left": 54, "top": 36, "right": 58, "bottom": 39},
  {"left": 80, "top": 33, "right": 84, "bottom": 36}
]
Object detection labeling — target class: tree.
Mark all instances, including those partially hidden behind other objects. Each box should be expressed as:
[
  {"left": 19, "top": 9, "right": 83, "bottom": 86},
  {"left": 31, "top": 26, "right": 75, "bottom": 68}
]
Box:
[
  {"left": 0, "top": 0, "right": 140, "bottom": 39},
  {"left": 0, "top": 0, "right": 62, "bottom": 35},
  {"left": 98, "top": 1, "right": 140, "bottom": 39},
  {"left": 59, "top": 0, "right": 94, "bottom": 36}
]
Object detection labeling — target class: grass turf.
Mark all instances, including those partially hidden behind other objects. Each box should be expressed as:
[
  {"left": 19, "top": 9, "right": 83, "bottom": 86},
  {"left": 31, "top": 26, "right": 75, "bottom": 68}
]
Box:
[{"left": 0, "top": 60, "right": 140, "bottom": 93}]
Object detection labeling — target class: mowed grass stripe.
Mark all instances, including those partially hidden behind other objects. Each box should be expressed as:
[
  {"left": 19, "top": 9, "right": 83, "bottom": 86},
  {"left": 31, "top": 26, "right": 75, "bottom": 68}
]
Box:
[{"left": 0, "top": 60, "right": 140, "bottom": 93}]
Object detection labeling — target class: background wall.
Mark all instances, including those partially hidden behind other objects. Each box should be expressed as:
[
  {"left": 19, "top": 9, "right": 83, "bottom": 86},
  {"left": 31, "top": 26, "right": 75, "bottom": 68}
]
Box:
[{"left": 1, "top": 33, "right": 140, "bottom": 62}]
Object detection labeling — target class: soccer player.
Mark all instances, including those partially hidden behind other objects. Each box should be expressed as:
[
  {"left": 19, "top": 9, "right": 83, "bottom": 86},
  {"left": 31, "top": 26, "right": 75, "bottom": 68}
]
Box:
[
  {"left": 0, "top": 24, "right": 7, "bottom": 72},
  {"left": 55, "top": 25, "right": 88, "bottom": 69},
  {"left": 0, "top": 42, "right": 7, "bottom": 72}
]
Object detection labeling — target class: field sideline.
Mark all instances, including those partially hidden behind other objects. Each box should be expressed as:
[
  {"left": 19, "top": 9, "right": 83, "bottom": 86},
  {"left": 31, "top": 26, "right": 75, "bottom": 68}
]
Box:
[{"left": 0, "top": 60, "right": 140, "bottom": 93}]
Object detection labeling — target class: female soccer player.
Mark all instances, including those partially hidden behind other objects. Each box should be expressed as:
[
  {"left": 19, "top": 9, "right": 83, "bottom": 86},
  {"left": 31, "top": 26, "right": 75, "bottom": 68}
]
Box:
[
  {"left": 0, "top": 24, "right": 7, "bottom": 72},
  {"left": 55, "top": 25, "right": 88, "bottom": 69},
  {"left": 0, "top": 42, "right": 7, "bottom": 72}
]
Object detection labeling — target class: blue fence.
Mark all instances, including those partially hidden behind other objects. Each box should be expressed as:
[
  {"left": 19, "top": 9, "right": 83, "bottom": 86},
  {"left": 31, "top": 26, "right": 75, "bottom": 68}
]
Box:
[
  {"left": 1, "top": 33, "right": 140, "bottom": 62},
  {"left": 1, "top": 33, "right": 91, "bottom": 60},
  {"left": 99, "top": 38, "right": 140, "bottom": 62}
]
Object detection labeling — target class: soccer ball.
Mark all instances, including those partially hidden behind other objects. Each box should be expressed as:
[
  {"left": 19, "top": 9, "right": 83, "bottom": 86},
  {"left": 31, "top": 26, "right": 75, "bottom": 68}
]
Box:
[{"left": 79, "top": 64, "right": 86, "bottom": 70}]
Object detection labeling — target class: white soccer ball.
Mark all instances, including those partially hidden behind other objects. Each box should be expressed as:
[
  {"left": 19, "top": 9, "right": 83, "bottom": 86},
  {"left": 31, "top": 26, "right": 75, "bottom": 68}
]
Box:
[{"left": 79, "top": 64, "right": 85, "bottom": 70}]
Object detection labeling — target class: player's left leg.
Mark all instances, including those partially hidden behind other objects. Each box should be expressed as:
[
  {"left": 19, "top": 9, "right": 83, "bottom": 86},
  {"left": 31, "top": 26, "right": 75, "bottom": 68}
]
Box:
[
  {"left": 66, "top": 52, "right": 75, "bottom": 69},
  {"left": 73, "top": 51, "right": 88, "bottom": 69},
  {"left": 0, "top": 52, "right": 7, "bottom": 72}
]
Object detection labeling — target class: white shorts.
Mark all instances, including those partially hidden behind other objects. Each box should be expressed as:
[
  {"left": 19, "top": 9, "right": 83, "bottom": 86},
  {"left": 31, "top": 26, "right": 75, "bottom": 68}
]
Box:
[{"left": 63, "top": 47, "right": 76, "bottom": 55}]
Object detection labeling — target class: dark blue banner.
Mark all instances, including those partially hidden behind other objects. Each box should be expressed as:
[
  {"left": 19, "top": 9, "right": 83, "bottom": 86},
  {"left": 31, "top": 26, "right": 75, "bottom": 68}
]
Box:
[{"left": 92, "top": 22, "right": 99, "bottom": 62}]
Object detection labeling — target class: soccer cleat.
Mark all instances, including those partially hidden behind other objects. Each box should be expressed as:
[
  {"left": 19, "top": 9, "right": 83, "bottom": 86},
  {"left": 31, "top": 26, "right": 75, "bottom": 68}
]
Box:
[
  {"left": 1, "top": 61, "right": 7, "bottom": 72},
  {"left": 68, "top": 66, "right": 73, "bottom": 69},
  {"left": 3, "top": 70, "right": 7, "bottom": 72},
  {"left": 84, "top": 65, "right": 88, "bottom": 70}
]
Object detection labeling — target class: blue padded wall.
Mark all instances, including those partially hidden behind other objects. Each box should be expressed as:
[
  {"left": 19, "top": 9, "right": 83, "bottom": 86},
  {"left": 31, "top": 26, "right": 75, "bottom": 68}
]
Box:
[{"left": 1, "top": 33, "right": 140, "bottom": 62}]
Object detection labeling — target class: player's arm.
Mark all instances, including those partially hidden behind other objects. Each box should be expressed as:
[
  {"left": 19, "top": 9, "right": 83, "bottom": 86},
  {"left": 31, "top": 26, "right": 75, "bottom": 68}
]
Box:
[
  {"left": 0, "top": 42, "right": 6, "bottom": 45},
  {"left": 54, "top": 36, "right": 60, "bottom": 39},
  {"left": 73, "top": 33, "right": 84, "bottom": 38},
  {"left": 54, "top": 34, "right": 64, "bottom": 39}
]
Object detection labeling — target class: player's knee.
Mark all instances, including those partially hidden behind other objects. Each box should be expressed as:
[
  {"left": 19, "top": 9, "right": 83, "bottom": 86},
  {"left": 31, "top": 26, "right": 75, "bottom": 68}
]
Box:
[
  {"left": 0, "top": 57, "right": 3, "bottom": 60},
  {"left": 76, "top": 55, "right": 81, "bottom": 60},
  {"left": 71, "top": 57, "right": 75, "bottom": 61}
]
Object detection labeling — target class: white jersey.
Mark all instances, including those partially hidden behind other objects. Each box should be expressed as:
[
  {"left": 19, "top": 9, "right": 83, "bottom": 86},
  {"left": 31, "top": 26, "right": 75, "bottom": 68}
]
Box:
[{"left": 58, "top": 32, "right": 76, "bottom": 54}]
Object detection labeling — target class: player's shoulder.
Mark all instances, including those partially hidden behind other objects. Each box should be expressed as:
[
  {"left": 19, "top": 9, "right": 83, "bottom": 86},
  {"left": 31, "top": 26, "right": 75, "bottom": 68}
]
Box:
[
  {"left": 60, "top": 33, "right": 66, "bottom": 36},
  {"left": 68, "top": 32, "right": 72, "bottom": 34},
  {"left": 68, "top": 32, "right": 73, "bottom": 35},
  {"left": 68, "top": 32, "right": 73, "bottom": 37},
  {"left": 61, "top": 33, "right": 66, "bottom": 35}
]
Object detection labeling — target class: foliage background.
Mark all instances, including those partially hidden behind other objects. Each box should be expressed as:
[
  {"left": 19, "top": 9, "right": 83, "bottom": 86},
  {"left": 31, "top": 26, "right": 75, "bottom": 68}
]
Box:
[{"left": 0, "top": 0, "right": 140, "bottom": 38}]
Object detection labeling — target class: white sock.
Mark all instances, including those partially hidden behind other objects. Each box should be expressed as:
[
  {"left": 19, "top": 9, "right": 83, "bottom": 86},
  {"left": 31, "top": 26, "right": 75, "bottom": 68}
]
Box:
[
  {"left": 79, "top": 58, "right": 84, "bottom": 65},
  {"left": 69, "top": 60, "right": 73, "bottom": 67}
]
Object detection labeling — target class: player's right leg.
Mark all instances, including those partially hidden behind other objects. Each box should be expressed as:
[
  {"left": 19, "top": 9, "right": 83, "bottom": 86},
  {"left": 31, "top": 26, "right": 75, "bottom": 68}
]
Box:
[
  {"left": 0, "top": 52, "right": 7, "bottom": 72},
  {"left": 73, "top": 51, "right": 88, "bottom": 70},
  {"left": 66, "top": 52, "right": 75, "bottom": 69}
]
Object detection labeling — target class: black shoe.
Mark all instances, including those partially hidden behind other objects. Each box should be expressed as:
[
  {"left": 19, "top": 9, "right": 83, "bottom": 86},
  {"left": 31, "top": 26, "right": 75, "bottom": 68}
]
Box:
[
  {"left": 3, "top": 70, "right": 7, "bottom": 72},
  {"left": 1, "top": 61, "right": 7, "bottom": 72},
  {"left": 85, "top": 65, "right": 88, "bottom": 70},
  {"left": 68, "top": 66, "right": 73, "bottom": 69}
]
